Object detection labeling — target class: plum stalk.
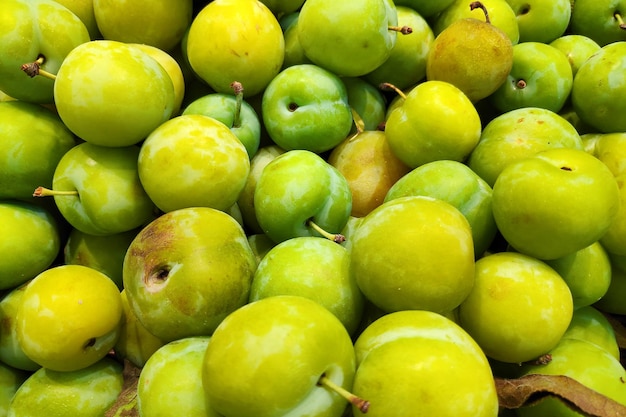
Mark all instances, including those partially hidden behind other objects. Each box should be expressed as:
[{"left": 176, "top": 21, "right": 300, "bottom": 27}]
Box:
[
  {"left": 21, "top": 56, "right": 57, "bottom": 80},
  {"left": 615, "top": 12, "right": 626, "bottom": 30},
  {"left": 229, "top": 81, "right": 244, "bottom": 128},
  {"left": 33, "top": 186, "right": 78, "bottom": 197},
  {"left": 307, "top": 219, "right": 346, "bottom": 244},
  {"left": 317, "top": 374, "right": 370, "bottom": 413}
]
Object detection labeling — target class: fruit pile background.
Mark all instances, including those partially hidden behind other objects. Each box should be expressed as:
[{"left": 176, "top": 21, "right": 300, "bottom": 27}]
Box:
[{"left": 2, "top": 0, "right": 626, "bottom": 416}]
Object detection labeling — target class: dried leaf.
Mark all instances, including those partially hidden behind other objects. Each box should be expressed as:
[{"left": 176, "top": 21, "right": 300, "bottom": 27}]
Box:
[
  {"left": 496, "top": 374, "right": 626, "bottom": 417},
  {"left": 105, "top": 360, "right": 141, "bottom": 417}
]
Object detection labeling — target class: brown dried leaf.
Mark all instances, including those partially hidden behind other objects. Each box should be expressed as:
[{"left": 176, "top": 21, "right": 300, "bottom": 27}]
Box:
[
  {"left": 496, "top": 374, "right": 626, "bottom": 417},
  {"left": 105, "top": 360, "right": 141, "bottom": 417}
]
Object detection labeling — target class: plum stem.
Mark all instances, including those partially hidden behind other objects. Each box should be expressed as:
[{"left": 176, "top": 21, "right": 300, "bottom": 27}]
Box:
[
  {"left": 21, "top": 56, "right": 57, "bottom": 80},
  {"left": 615, "top": 12, "right": 626, "bottom": 30},
  {"left": 307, "top": 220, "right": 345, "bottom": 244},
  {"left": 318, "top": 374, "right": 370, "bottom": 413},
  {"left": 379, "top": 82, "right": 407, "bottom": 100},
  {"left": 469, "top": 1, "right": 491, "bottom": 24},
  {"left": 388, "top": 25, "right": 413, "bottom": 35},
  {"left": 516, "top": 79, "right": 527, "bottom": 89},
  {"left": 33, "top": 186, "right": 78, "bottom": 197},
  {"left": 230, "top": 81, "right": 244, "bottom": 128},
  {"left": 347, "top": 107, "right": 366, "bottom": 141}
]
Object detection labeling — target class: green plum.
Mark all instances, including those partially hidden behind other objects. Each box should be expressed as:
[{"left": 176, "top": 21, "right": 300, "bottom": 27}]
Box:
[
  {"left": 262, "top": 64, "right": 353, "bottom": 153},
  {"left": 64, "top": 227, "right": 140, "bottom": 290},
  {"left": 237, "top": 145, "right": 286, "bottom": 234},
  {"left": 203, "top": 295, "right": 357, "bottom": 417},
  {"left": 468, "top": 107, "right": 583, "bottom": 187},
  {"left": 571, "top": 41, "right": 626, "bottom": 133},
  {"left": 51, "top": 0, "right": 100, "bottom": 39},
  {"left": 561, "top": 305, "right": 620, "bottom": 360},
  {"left": 123, "top": 207, "right": 257, "bottom": 342},
  {"left": 250, "top": 236, "right": 364, "bottom": 335},
  {"left": 54, "top": 40, "right": 176, "bottom": 147},
  {"left": 260, "top": 0, "right": 305, "bottom": 14},
  {"left": 594, "top": 252, "right": 626, "bottom": 315},
  {"left": 280, "top": 12, "right": 312, "bottom": 68},
  {"left": 584, "top": 133, "right": 626, "bottom": 255},
  {"left": 385, "top": 160, "right": 497, "bottom": 258},
  {"left": 385, "top": 80, "right": 482, "bottom": 169},
  {"left": 0, "top": 0, "right": 90, "bottom": 103},
  {"left": 38, "top": 142, "right": 156, "bottom": 236},
  {"left": 182, "top": 90, "right": 262, "bottom": 159},
  {"left": 506, "top": 0, "right": 571, "bottom": 43},
  {"left": 93, "top": 0, "right": 192, "bottom": 51},
  {"left": 138, "top": 337, "right": 217, "bottom": 417},
  {"left": 16, "top": 265, "right": 123, "bottom": 372},
  {"left": 7, "top": 357, "right": 123, "bottom": 417},
  {"left": 570, "top": 0, "right": 626, "bottom": 46},
  {"left": 364, "top": 6, "right": 435, "bottom": 91},
  {"left": 433, "top": 0, "right": 520, "bottom": 44},
  {"left": 0, "top": 361, "right": 29, "bottom": 416},
  {"left": 490, "top": 41, "right": 573, "bottom": 113},
  {"left": 516, "top": 338, "right": 626, "bottom": 416},
  {"left": 545, "top": 242, "right": 612, "bottom": 310},
  {"left": 113, "top": 290, "right": 164, "bottom": 368},
  {"left": 352, "top": 310, "right": 499, "bottom": 417},
  {"left": 393, "top": 0, "right": 455, "bottom": 19},
  {"left": 186, "top": 0, "right": 284, "bottom": 97},
  {"left": 492, "top": 148, "right": 620, "bottom": 260},
  {"left": 0, "top": 101, "right": 76, "bottom": 200},
  {"left": 0, "top": 284, "right": 41, "bottom": 371},
  {"left": 138, "top": 114, "right": 250, "bottom": 213},
  {"left": 341, "top": 77, "right": 387, "bottom": 132},
  {"left": 130, "top": 43, "right": 186, "bottom": 116},
  {"left": 254, "top": 150, "right": 352, "bottom": 243},
  {"left": 458, "top": 252, "right": 573, "bottom": 363},
  {"left": 549, "top": 34, "right": 602, "bottom": 77},
  {"left": 297, "top": 0, "right": 399, "bottom": 77},
  {"left": 350, "top": 196, "right": 475, "bottom": 314},
  {"left": 0, "top": 200, "right": 60, "bottom": 290},
  {"left": 247, "top": 233, "right": 276, "bottom": 264}
]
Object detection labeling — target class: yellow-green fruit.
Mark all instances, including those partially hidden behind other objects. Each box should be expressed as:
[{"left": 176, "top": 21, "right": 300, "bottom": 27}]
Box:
[
  {"left": 186, "top": 0, "right": 284, "bottom": 97},
  {"left": 427, "top": 16, "right": 513, "bottom": 102}
]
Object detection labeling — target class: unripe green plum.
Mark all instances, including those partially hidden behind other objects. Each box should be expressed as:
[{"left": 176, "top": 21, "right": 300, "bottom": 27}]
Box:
[
  {"left": 7, "top": 357, "right": 123, "bottom": 417},
  {"left": 0, "top": 361, "right": 29, "bottom": 416},
  {"left": 458, "top": 252, "right": 573, "bottom": 363},
  {"left": 385, "top": 160, "right": 497, "bottom": 258},
  {"left": 353, "top": 310, "right": 499, "bottom": 417},
  {"left": 0, "top": 101, "right": 76, "bottom": 200},
  {"left": 203, "top": 295, "right": 356, "bottom": 417},
  {"left": 123, "top": 207, "right": 257, "bottom": 342},
  {"left": 93, "top": 0, "right": 192, "bottom": 51},
  {"left": 254, "top": 150, "right": 352, "bottom": 243},
  {"left": 385, "top": 80, "right": 482, "bottom": 169},
  {"left": 112, "top": 290, "right": 164, "bottom": 368},
  {"left": 138, "top": 114, "right": 250, "bottom": 213},
  {"left": 297, "top": 0, "right": 398, "bottom": 77},
  {"left": 0, "top": 284, "right": 41, "bottom": 372},
  {"left": 351, "top": 196, "right": 475, "bottom": 314},
  {"left": 0, "top": 0, "right": 90, "bottom": 103},
  {"left": 545, "top": 242, "right": 611, "bottom": 310},
  {"left": 516, "top": 338, "right": 626, "bottom": 416},
  {"left": 16, "top": 265, "right": 123, "bottom": 372},
  {"left": 0, "top": 200, "right": 60, "bottom": 290},
  {"left": 468, "top": 107, "right": 583, "bottom": 187},
  {"left": 250, "top": 236, "right": 364, "bottom": 335},
  {"left": 48, "top": 142, "right": 156, "bottom": 236},
  {"left": 560, "top": 305, "right": 620, "bottom": 360},
  {"left": 64, "top": 228, "right": 140, "bottom": 290},
  {"left": 52, "top": 0, "right": 100, "bottom": 39},
  {"left": 54, "top": 40, "right": 176, "bottom": 147},
  {"left": 187, "top": 0, "right": 284, "bottom": 97},
  {"left": 138, "top": 337, "right": 218, "bottom": 417}
]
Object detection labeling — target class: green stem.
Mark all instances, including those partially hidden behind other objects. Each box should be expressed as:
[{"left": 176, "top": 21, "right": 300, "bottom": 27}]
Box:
[
  {"left": 318, "top": 374, "right": 370, "bottom": 413},
  {"left": 307, "top": 220, "right": 345, "bottom": 244},
  {"left": 33, "top": 186, "right": 78, "bottom": 197}
]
